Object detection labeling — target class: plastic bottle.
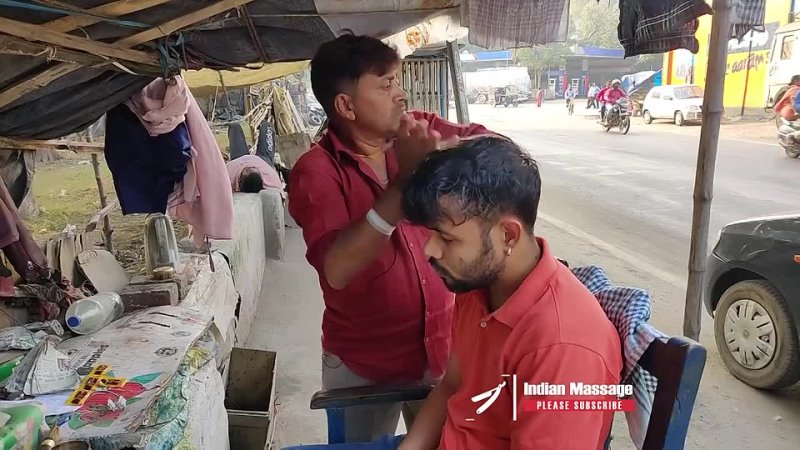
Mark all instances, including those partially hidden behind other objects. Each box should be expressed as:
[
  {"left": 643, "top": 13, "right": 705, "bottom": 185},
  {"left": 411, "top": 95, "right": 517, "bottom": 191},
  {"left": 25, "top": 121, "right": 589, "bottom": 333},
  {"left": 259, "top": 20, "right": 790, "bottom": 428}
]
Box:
[{"left": 65, "top": 292, "right": 124, "bottom": 335}]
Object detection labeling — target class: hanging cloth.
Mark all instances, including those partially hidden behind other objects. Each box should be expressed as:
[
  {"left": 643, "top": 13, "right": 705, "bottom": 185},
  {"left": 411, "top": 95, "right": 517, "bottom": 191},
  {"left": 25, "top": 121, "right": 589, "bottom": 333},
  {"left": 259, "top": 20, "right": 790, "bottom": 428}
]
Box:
[
  {"left": 617, "top": 0, "right": 713, "bottom": 57},
  {"left": 126, "top": 77, "right": 234, "bottom": 247}
]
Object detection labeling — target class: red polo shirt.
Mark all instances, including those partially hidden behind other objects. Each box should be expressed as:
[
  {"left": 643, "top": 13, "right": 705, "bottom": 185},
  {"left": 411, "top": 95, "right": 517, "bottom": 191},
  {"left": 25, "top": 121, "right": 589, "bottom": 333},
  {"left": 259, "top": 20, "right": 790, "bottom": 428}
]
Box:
[
  {"left": 440, "top": 239, "right": 623, "bottom": 450},
  {"left": 288, "top": 110, "right": 489, "bottom": 383}
]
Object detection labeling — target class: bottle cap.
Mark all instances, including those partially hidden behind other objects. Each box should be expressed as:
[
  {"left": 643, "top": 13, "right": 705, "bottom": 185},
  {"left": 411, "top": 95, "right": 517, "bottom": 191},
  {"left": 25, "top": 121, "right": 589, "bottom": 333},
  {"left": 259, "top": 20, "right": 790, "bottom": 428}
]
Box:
[
  {"left": 67, "top": 316, "right": 81, "bottom": 329},
  {"left": 153, "top": 266, "right": 175, "bottom": 281}
]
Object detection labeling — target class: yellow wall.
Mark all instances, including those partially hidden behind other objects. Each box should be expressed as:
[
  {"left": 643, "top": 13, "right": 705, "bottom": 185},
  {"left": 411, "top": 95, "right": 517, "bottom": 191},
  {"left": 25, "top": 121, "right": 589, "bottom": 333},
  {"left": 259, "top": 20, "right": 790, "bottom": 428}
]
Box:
[{"left": 663, "top": 0, "right": 792, "bottom": 111}]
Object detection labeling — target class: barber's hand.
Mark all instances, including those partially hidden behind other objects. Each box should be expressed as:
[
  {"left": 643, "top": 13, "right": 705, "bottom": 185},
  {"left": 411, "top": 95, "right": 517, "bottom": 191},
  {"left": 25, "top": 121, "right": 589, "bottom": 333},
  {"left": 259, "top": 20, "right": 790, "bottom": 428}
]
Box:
[{"left": 393, "top": 114, "right": 459, "bottom": 185}]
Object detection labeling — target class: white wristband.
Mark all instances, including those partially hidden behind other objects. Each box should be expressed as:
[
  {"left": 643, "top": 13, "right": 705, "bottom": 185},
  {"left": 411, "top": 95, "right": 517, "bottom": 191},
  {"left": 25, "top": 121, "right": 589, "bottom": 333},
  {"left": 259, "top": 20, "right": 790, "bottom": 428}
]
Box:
[{"left": 366, "top": 208, "right": 396, "bottom": 236}]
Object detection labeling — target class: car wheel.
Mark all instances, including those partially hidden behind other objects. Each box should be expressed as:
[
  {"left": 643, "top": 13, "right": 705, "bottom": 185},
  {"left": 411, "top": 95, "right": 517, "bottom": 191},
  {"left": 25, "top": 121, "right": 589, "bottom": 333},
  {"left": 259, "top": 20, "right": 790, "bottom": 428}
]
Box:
[
  {"left": 643, "top": 110, "right": 653, "bottom": 124},
  {"left": 675, "top": 111, "right": 685, "bottom": 126},
  {"left": 477, "top": 94, "right": 488, "bottom": 104},
  {"left": 714, "top": 280, "right": 800, "bottom": 389}
]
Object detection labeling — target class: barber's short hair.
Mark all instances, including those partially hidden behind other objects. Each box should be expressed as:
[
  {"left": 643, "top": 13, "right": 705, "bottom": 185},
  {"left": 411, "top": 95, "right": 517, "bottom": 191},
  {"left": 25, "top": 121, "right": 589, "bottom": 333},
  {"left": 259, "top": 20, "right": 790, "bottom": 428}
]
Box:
[
  {"left": 239, "top": 171, "right": 264, "bottom": 193},
  {"left": 402, "top": 136, "right": 541, "bottom": 233},
  {"left": 310, "top": 33, "right": 400, "bottom": 117}
]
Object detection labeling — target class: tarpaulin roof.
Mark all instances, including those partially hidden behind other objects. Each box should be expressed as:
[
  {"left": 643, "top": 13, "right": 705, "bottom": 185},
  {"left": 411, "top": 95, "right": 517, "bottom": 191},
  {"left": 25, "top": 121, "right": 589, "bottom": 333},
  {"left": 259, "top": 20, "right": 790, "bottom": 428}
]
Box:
[
  {"left": 0, "top": 0, "right": 477, "bottom": 140},
  {"left": 0, "top": 0, "right": 726, "bottom": 140},
  {"left": 183, "top": 62, "right": 310, "bottom": 98}
]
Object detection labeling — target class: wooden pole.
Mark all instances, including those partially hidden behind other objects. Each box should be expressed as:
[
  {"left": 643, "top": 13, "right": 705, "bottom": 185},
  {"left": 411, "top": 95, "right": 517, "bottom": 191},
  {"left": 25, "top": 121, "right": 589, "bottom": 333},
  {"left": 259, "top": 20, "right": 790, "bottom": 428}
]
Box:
[
  {"left": 446, "top": 40, "right": 470, "bottom": 124},
  {"left": 89, "top": 153, "right": 114, "bottom": 254},
  {"left": 684, "top": 0, "right": 732, "bottom": 340},
  {"left": 740, "top": 30, "right": 754, "bottom": 117}
]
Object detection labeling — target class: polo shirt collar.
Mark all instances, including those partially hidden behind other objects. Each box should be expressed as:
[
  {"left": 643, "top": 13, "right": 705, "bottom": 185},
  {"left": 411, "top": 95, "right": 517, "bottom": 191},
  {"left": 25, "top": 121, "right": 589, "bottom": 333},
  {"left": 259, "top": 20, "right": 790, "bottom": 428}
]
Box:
[
  {"left": 321, "top": 126, "right": 398, "bottom": 182},
  {"left": 491, "top": 237, "right": 559, "bottom": 328}
]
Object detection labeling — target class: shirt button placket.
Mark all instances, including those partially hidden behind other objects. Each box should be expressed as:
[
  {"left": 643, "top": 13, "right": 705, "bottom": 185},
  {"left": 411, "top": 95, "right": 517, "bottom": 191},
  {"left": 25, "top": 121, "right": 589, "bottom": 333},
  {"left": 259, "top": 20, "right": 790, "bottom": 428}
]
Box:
[{"left": 480, "top": 319, "right": 487, "bottom": 328}]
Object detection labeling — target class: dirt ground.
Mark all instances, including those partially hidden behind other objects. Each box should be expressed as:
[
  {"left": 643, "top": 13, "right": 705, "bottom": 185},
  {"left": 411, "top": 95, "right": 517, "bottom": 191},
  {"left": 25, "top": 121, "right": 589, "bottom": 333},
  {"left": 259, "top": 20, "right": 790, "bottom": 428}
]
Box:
[{"left": 21, "top": 127, "right": 236, "bottom": 273}]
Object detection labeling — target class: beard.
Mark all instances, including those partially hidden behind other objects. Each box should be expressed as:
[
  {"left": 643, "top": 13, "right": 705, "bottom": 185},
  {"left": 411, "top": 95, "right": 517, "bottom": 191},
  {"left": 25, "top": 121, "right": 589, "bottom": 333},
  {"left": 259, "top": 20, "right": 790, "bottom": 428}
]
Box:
[{"left": 429, "top": 234, "right": 505, "bottom": 294}]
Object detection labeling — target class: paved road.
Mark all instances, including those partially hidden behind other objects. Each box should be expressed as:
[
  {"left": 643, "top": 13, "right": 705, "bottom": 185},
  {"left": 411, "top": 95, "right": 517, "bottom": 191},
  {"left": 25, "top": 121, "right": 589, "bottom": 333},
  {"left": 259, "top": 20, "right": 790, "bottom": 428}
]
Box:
[{"left": 464, "top": 102, "right": 800, "bottom": 449}]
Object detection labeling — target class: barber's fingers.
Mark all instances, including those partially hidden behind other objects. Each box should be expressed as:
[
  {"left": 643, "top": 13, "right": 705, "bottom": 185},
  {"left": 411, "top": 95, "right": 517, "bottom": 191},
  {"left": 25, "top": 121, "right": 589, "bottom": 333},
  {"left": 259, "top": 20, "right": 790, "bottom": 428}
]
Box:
[
  {"left": 437, "top": 135, "right": 461, "bottom": 150},
  {"left": 398, "top": 113, "right": 415, "bottom": 137}
]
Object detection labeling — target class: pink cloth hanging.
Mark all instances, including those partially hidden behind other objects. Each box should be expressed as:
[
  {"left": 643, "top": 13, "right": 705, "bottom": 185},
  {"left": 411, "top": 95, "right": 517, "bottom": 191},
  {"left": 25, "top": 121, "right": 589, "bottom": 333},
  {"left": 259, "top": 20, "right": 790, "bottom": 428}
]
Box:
[{"left": 126, "top": 77, "right": 233, "bottom": 247}]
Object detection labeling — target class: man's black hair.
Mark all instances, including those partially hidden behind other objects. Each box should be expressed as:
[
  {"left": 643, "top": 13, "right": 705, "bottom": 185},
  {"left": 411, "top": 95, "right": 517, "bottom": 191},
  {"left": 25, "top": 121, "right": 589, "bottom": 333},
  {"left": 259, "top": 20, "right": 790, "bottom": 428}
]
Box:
[
  {"left": 402, "top": 136, "right": 541, "bottom": 233},
  {"left": 239, "top": 171, "right": 264, "bottom": 194},
  {"left": 310, "top": 33, "right": 400, "bottom": 118},
  {"left": 792, "top": 75, "right": 800, "bottom": 85}
]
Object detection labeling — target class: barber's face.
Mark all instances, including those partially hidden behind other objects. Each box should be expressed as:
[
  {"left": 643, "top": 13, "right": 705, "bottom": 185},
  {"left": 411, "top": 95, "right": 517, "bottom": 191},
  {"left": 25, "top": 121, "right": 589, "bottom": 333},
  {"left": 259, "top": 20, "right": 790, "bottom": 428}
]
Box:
[
  {"left": 423, "top": 212, "right": 507, "bottom": 294},
  {"left": 346, "top": 63, "right": 407, "bottom": 138}
]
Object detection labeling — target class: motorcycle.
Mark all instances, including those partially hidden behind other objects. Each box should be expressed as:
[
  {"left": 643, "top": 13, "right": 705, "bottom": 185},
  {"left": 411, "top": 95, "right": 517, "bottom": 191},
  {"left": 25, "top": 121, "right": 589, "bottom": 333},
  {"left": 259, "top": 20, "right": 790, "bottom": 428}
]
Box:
[
  {"left": 776, "top": 118, "right": 800, "bottom": 158},
  {"left": 601, "top": 99, "right": 631, "bottom": 135}
]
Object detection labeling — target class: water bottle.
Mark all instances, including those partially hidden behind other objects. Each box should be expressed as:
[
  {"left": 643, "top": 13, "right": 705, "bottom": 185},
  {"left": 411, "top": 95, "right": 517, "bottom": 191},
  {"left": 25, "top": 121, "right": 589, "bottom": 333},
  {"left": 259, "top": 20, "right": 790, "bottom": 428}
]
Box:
[{"left": 65, "top": 292, "right": 124, "bottom": 335}]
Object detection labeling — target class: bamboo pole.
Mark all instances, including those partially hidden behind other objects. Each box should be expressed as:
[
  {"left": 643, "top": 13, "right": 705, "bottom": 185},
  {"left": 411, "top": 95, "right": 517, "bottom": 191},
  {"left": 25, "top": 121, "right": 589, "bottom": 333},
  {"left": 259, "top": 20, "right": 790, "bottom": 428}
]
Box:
[
  {"left": 90, "top": 153, "right": 114, "bottom": 254},
  {"left": 446, "top": 40, "right": 470, "bottom": 124},
  {"left": 684, "top": 0, "right": 732, "bottom": 340}
]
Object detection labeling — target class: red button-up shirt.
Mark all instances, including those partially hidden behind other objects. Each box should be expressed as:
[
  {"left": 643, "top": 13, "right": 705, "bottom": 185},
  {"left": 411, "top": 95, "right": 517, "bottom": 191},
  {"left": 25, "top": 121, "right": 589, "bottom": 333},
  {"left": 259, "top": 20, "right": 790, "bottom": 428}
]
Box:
[
  {"left": 288, "top": 110, "right": 489, "bottom": 383},
  {"left": 441, "top": 239, "right": 622, "bottom": 450}
]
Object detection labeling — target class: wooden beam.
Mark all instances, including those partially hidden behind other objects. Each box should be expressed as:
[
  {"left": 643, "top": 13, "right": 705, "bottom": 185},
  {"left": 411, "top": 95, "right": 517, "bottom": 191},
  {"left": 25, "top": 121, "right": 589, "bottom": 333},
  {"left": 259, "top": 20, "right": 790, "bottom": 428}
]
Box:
[
  {"left": 0, "top": 0, "right": 253, "bottom": 110},
  {"left": 0, "top": 137, "right": 104, "bottom": 153},
  {"left": 46, "top": 0, "right": 173, "bottom": 33},
  {"left": 0, "top": 17, "right": 159, "bottom": 66},
  {"left": 116, "top": 0, "right": 257, "bottom": 47},
  {"left": 0, "top": 36, "right": 160, "bottom": 75},
  {"left": 0, "top": 63, "right": 82, "bottom": 110}
]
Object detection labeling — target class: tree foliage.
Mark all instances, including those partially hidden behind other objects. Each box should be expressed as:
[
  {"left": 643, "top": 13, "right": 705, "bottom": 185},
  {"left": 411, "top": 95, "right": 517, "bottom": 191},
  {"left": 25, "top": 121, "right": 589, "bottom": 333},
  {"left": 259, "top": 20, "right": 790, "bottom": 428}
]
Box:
[
  {"left": 570, "top": 0, "right": 620, "bottom": 48},
  {"left": 513, "top": 1, "right": 662, "bottom": 86}
]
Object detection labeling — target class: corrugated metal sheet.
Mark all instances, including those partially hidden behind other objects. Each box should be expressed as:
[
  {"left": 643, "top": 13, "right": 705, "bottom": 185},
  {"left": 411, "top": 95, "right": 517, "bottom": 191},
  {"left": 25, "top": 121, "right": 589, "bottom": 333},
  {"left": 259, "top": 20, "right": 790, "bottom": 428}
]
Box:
[{"left": 401, "top": 58, "right": 448, "bottom": 118}]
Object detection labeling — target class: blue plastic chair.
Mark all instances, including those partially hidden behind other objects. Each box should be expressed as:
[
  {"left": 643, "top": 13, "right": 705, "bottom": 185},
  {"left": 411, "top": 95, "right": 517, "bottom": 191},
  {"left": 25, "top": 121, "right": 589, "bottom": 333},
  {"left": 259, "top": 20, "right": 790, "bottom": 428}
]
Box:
[{"left": 284, "top": 337, "right": 706, "bottom": 450}]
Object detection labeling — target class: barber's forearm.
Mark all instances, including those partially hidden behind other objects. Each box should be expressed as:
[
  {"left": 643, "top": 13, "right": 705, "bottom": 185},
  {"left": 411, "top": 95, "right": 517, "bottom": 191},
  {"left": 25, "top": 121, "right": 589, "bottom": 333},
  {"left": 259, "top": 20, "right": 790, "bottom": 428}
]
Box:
[
  {"left": 399, "top": 383, "right": 452, "bottom": 450},
  {"left": 322, "top": 185, "right": 404, "bottom": 290}
]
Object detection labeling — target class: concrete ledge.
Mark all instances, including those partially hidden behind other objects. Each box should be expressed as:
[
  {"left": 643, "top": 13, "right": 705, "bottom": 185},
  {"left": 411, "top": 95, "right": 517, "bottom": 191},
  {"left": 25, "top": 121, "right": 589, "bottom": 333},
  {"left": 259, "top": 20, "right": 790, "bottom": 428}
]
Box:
[
  {"left": 182, "top": 252, "right": 238, "bottom": 366},
  {"left": 260, "top": 189, "right": 285, "bottom": 261},
  {"left": 212, "top": 193, "right": 267, "bottom": 343}
]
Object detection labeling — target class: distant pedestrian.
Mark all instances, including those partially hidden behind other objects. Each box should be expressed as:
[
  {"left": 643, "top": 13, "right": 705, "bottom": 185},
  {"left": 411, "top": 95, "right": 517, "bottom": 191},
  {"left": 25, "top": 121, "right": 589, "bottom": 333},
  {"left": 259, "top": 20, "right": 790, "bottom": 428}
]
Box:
[
  {"left": 536, "top": 89, "right": 544, "bottom": 107},
  {"left": 587, "top": 83, "right": 600, "bottom": 109}
]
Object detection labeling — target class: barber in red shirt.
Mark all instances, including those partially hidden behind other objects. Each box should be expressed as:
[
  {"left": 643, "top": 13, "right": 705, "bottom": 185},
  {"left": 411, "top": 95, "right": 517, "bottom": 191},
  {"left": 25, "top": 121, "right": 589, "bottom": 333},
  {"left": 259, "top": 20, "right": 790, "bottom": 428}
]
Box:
[
  {"left": 288, "top": 34, "right": 490, "bottom": 442},
  {"left": 397, "top": 136, "right": 622, "bottom": 450}
]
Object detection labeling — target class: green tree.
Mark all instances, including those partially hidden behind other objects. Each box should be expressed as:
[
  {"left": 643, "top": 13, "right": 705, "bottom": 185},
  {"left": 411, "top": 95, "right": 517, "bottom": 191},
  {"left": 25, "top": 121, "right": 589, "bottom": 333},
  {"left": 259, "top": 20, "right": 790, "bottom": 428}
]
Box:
[
  {"left": 516, "top": 44, "right": 571, "bottom": 89},
  {"left": 569, "top": 0, "right": 621, "bottom": 48}
]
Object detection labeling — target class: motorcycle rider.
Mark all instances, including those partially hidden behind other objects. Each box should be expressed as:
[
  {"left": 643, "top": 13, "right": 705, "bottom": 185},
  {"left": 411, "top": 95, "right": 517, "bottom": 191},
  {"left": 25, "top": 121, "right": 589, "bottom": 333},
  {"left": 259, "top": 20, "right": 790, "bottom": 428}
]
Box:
[
  {"left": 773, "top": 75, "right": 800, "bottom": 121},
  {"left": 597, "top": 81, "right": 612, "bottom": 121},
  {"left": 601, "top": 79, "right": 629, "bottom": 124}
]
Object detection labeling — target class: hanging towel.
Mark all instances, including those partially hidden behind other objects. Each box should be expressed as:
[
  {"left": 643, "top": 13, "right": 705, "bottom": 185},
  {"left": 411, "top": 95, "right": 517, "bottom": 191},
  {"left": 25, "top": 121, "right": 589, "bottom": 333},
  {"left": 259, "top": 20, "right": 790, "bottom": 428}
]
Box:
[
  {"left": 127, "top": 77, "right": 234, "bottom": 247},
  {"left": 104, "top": 104, "right": 192, "bottom": 214}
]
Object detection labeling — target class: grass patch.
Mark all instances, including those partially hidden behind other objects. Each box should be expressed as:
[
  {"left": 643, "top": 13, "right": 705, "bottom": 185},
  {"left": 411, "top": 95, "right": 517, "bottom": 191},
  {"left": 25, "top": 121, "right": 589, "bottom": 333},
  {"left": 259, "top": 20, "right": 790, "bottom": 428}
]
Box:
[{"left": 24, "top": 153, "right": 188, "bottom": 273}]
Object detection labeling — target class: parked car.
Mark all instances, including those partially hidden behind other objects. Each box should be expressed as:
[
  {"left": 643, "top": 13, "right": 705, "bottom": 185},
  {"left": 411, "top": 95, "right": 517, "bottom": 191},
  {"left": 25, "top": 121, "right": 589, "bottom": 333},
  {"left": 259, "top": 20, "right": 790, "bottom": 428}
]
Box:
[
  {"left": 704, "top": 214, "right": 800, "bottom": 390},
  {"left": 642, "top": 84, "right": 704, "bottom": 126}
]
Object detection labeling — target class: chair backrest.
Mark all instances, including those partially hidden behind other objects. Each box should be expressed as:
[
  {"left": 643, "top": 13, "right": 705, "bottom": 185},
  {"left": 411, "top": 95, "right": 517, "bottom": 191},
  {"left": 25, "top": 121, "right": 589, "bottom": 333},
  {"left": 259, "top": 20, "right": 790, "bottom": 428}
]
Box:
[{"left": 638, "top": 337, "right": 707, "bottom": 450}]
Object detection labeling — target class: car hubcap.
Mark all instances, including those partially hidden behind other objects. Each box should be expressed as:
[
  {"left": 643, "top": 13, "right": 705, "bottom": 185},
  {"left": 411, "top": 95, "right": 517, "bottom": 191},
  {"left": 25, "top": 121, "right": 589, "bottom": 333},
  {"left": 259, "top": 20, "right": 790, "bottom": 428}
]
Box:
[{"left": 724, "top": 299, "right": 776, "bottom": 369}]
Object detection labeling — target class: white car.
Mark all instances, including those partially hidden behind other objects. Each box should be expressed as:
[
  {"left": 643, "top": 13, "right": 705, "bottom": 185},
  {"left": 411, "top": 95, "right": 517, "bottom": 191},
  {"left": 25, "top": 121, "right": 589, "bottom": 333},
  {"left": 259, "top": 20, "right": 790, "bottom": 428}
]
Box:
[{"left": 642, "top": 85, "right": 705, "bottom": 126}]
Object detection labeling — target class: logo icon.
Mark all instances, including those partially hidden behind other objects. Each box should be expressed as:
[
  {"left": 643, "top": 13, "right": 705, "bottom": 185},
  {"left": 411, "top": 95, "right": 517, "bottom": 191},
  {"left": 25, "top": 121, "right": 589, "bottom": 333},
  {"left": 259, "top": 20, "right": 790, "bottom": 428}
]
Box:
[
  {"left": 471, "top": 381, "right": 506, "bottom": 414},
  {"left": 467, "top": 374, "right": 518, "bottom": 422}
]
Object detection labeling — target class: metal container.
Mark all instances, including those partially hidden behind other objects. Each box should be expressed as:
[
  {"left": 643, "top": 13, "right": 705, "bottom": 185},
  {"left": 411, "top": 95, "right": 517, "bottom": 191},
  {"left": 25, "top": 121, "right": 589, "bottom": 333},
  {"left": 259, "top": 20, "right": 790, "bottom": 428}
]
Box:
[
  {"left": 226, "top": 348, "right": 277, "bottom": 450},
  {"left": 143, "top": 213, "right": 181, "bottom": 277}
]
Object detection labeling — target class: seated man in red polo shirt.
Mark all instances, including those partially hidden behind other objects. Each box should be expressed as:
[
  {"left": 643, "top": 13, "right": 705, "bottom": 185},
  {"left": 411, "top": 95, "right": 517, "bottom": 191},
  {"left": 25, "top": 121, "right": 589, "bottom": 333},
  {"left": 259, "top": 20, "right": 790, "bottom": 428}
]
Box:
[
  {"left": 396, "top": 136, "right": 623, "bottom": 450},
  {"left": 288, "top": 33, "right": 490, "bottom": 442}
]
